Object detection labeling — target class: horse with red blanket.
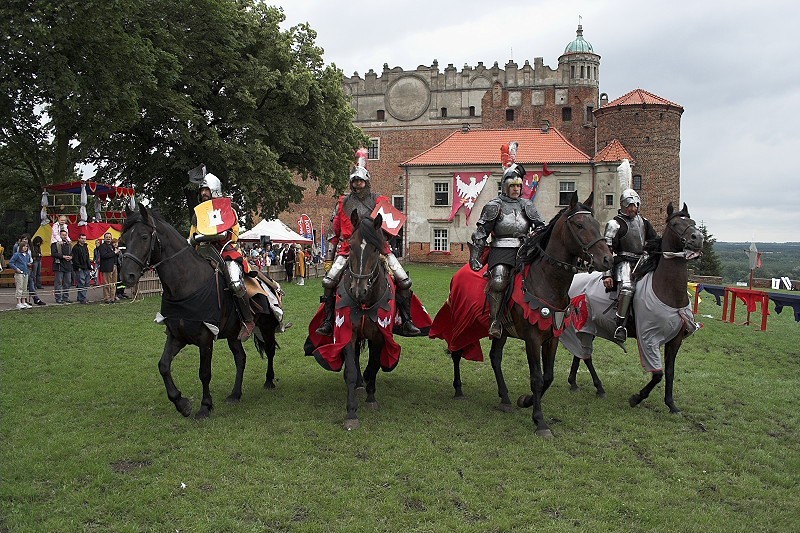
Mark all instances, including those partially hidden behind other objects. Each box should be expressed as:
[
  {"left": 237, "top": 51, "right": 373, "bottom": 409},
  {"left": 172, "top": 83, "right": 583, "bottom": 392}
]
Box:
[
  {"left": 305, "top": 211, "right": 431, "bottom": 430},
  {"left": 430, "top": 193, "right": 612, "bottom": 437}
]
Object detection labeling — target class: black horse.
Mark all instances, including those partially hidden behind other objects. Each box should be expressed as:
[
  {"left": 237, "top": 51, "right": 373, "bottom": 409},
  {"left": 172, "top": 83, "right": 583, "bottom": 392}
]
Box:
[
  {"left": 441, "top": 193, "right": 613, "bottom": 437},
  {"left": 119, "top": 205, "right": 281, "bottom": 419},
  {"left": 561, "top": 202, "right": 704, "bottom": 413}
]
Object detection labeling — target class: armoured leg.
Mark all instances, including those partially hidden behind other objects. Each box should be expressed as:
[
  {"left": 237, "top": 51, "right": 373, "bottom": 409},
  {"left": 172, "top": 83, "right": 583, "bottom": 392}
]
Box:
[
  {"left": 387, "top": 253, "right": 421, "bottom": 335},
  {"left": 228, "top": 260, "right": 255, "bottom": 340},
  {"left": 316, "top": 256, "right": 346, "bottom": 336},
  {"left": 487, "top": 264, "right": 511, "bottom": 338},
  {"left": 614, "top": 262, "right": 634, "bottom": 342}
]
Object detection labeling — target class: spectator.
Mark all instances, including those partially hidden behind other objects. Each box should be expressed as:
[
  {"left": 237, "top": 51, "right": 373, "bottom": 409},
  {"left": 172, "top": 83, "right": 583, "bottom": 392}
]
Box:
[
  {"left": 72, "top": 234, "right": 91, "bottom": 304},
  {"left": 22, "top": 239, "right": 45, "bottom": 306},
  {"left": 0, "top": 242, "right": 5, "bottom": 269},
  {"left": 9, "top": 242, "right": 32, "bottom": 309},
  {"left": 97, "top": 232, "right": 119, "bottom": 304},
  {"left": 51, "top": 229, "right": 74, "bottom": 303},
  {"left": 51, "top": 215, "right": 71, "bottom": 244},
  {"left": 30, "top": 236, "right": 44, "bottom": 289},
  {"left": 283, "top": 243, "right": 295, "bottom": 282},
  {"left": 295, "top": 244, "right": 306, "bottom": 285},
  {"left": 13, "top": 233, "right": 29, "bottom": 254}
]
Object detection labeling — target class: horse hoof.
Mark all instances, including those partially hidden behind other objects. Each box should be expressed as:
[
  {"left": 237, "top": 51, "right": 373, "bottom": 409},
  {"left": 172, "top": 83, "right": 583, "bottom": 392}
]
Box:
[
  {"left": 343, "top": 419, "right": 361, "bottom": 431},
  {"left": 596, "top": 390, "right": 607, "bottom": 399},
  {"left": 365, "top": 401, "right": 379, "bottom": 411},
  {"left": 497, "top": 403, "right": 514, "bottom": 413},
  {"left": 629, "top": 394, "right": 641, "bottom": 407},
  {"left": 516, "top": 395, "right": 531, "bottom": 408},
  {"left": 535, "top": 428, "right": 554, "bottom": 439},
  {"left": 263, "top": 380, "right": 276, "bottom": 390},
  {"left": 194, "top": 408, "right": 211, "bottom": 420},
  {"left": 454, "top": 392, "right": 466, "bottom": 400},
  {"left": 225, "top": 395, "right": 241, "bottom": 404},
  {"left": 175, "top": 398, "right": 192, "bottom": 417},
  {"left": 569, "top": 383, "right": 580, "bottom": 392},
  {"left": 668, "top": 405, "right": 682, "bottom": 415}
]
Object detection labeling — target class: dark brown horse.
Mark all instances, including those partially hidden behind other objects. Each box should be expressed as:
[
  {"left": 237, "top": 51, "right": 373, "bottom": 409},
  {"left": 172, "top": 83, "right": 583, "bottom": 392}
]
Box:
[
  {"left": 446, "top": 193, "right": 613, "bottom": 437},
  {"left": 119, "top": 205, "right": 281, "bottom": 419},
  {"left": 561, "top": 202, "right": 704, "bottom": 413}
]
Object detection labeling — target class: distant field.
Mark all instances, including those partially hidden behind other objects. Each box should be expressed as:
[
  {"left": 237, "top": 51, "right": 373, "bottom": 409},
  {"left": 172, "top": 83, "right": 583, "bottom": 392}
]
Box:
[
  {"left": 1, "top": 264, "right": 799, "bottom": 531},
  {"left": 715, "top": 241, "right": 800, "bottom": 282}
]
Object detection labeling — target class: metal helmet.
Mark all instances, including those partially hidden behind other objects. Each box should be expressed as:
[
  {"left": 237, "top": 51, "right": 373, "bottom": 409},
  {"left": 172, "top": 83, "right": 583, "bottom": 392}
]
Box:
[
  {"left": 620, "top": 188, "right": 641, "bottom": 209},
  {"left": 349, "top": 147, "right": 371, "bottom": 188},
  {"left": 501, "top": 164, "right": 526, "bottom": 197},
  {"left": 199, "top": 173, "right": 223, "bottom": 198}
]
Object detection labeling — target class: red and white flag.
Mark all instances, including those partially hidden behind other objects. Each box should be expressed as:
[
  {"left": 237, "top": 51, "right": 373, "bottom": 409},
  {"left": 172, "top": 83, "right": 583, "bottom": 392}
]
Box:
[
  {"left": 371, "top": 199, "right": 406, "bottom": 237},
  {"left": 449, "top": 172, "right": 489, "bottom": 224}
]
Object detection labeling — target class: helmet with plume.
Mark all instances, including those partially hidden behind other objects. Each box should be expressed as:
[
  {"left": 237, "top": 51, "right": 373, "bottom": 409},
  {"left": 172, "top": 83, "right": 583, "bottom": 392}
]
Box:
[
  {"left": 349, "top": 147, "right": 371, "bottom": 185},
  {"left": 500, "top": 141, "right": 525, "bottom": 197}
]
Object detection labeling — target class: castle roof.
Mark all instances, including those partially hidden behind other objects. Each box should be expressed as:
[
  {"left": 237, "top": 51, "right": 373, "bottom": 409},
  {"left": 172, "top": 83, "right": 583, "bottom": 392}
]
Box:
[
  {"left": 603, "top": 88, "right": 683, "bottom": 110},
  {"left": 563, "top": 24, "right": 594, "bottom": 54},
  {"left": 401, "top": 128, "right": 591, "bottom": 167},
  {"left": 594, "top": 139, "right": 635, "bottom": 164}
]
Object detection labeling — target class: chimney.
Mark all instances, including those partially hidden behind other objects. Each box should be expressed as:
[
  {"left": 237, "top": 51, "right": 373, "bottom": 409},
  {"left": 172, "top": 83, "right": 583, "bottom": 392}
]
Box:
[
  {"left": 461, "top": 123, "right": 471, "bottom": 133},
  {"left": 540, "top": 120, "right": 550, "bottom": 133}
]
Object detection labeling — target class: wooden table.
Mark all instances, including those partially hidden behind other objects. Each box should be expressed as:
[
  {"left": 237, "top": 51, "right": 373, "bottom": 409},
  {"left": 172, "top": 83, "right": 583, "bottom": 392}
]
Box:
[{"left": 722, "top": 287, "right": 769, "bottom": 331}]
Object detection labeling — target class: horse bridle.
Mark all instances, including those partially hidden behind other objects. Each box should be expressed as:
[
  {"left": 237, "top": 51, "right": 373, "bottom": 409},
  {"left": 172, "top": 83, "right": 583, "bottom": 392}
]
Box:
[
  {"left": 123, "top": 220, "right": 190, "bottom": 277},
  {"left": 661, "top": 214, "right": 701, "bottom": 260},
  {"left": 539, "top": 209, "right": 606, "bottom": 273},
  {"left": 344, "top": 243, "right": 387, "bottom": 305}
]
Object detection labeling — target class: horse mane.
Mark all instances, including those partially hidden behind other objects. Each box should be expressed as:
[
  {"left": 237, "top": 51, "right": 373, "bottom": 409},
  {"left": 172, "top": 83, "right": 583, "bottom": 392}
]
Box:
[
  {"left": 354, "top": 216, "right": 387, "bottom": 253},
  {"left": 516, "top": 201, "right": 592, "bottom": 269},
  {"left": 633, "top": 237, "right": 662, "bottom": 279}
]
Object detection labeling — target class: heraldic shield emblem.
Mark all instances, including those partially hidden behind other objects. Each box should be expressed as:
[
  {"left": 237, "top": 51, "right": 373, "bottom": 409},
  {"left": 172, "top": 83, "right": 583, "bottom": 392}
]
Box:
[{"left": 194, "top": 198, "right": 236, "bottom": 236}]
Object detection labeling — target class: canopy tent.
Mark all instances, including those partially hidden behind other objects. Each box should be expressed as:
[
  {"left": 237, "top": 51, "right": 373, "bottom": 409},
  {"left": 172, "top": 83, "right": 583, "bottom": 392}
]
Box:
[
  {"left": 44, "top": 180, "right": 135, "bottom": 199},
  {"left": 239, "top": 219, "right": 312, "bottom": 244}
]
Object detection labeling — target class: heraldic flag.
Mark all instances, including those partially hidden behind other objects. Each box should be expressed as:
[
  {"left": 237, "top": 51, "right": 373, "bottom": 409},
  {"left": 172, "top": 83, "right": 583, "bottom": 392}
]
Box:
[
  {"left": 449, "top": 172, "right": 489, "bottom": 223},
  {"left": 371, "top": 199, "right": 407, "bottom": 237},
  {"left": 194, "top": 197, "right": 236, "bottom": 236}
]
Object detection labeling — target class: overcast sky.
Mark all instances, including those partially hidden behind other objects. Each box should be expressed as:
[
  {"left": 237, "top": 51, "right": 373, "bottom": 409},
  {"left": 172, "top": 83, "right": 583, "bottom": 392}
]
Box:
[{"left": 271, "top": 0, "right": 799, "bottom": 242}]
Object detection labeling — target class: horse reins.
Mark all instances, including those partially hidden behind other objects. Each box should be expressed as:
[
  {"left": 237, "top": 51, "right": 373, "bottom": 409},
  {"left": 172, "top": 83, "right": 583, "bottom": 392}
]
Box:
[
  {"left": 659, "top": 214, "right": 701, "bottom": 260},
  {"left": 538, "top": 209, "right": 605, "bottom": 273},
  {"left": 123, "top": 221, "right": 191, "bottom": 277}
]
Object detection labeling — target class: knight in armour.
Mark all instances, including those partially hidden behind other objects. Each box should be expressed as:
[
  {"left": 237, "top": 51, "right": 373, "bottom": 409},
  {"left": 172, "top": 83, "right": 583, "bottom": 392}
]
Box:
[
  {"left": 189, "top": 171, "right": 256, "bottom": 340},
  {"left": 316, "top": 148, "right": 421, "bottom": 337},
  {"left": 470, "top": 142, "right": 544, "bottom": 338},
  {"left": 603, "top": 188, "right": 657, "bottom": 342}
]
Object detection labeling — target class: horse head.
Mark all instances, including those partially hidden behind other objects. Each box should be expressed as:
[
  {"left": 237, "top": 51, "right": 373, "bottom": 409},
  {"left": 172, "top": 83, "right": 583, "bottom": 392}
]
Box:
[
  {"left": 120, "top": 204, "right": 160, "bottom": 288},
  {"left": 552, "top": 192, "right": 613, "bottom": 272},
  {"left": 347, "top": 209, "right": 387, "bottom": 305},
  {"left": 664, "top": 202, "right": 704, "bottom": 256}
]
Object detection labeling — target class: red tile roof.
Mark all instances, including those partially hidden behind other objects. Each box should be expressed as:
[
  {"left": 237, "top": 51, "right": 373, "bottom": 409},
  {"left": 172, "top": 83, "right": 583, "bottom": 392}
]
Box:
[
  {"left": 401, "top": 128, "right": 591, "bottom": 166},
  {"left": 594, "top": 139, "right": 635, "bottom": 163},
  {"left": 603, "top": 88, "right": 683, "bottom": 110}
]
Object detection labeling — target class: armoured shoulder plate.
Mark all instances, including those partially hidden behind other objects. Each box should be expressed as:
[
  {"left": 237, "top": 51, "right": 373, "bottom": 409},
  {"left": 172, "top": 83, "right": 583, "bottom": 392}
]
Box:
[
  {"left": 618, "top": 215, "right": 646, "bottom": 254},
  {"left": 481, "top": 200, "right": 501, "bottom": 221},
  {"left": 523, "top": 201, "right": 543, "bottom": 224},
  {"left": 343, "top": 191, "right": 378, "bottom": 220}
]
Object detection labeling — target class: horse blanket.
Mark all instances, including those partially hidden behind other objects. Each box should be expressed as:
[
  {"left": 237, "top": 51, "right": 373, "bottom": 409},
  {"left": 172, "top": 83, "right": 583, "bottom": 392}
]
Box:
[
  {"left": 305, "top": 278, "right": 432, "bottom": 372},
  {"left": 559, "top": 271, "right": 697, "bottom": 372}
]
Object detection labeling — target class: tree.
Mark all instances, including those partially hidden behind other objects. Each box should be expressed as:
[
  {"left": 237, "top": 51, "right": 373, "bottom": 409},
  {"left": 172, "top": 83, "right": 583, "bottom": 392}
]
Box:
[
  {"left": 693, "top": 223, "right": 722, "bottom": 277},
  {"left": 0, "top": 0, "right": 366, "bottom": 230}
]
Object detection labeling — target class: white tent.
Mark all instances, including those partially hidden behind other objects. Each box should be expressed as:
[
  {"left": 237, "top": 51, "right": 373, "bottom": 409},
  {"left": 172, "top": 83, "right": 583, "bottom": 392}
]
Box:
[{"left": 239, "top": 218, "right": 312, "bottom": 243}]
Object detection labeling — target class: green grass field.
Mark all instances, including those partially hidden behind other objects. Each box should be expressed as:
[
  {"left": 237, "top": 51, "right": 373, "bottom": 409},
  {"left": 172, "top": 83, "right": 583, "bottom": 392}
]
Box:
[{"left": 2, "top": 264, "right": 799, "bottom": 532}]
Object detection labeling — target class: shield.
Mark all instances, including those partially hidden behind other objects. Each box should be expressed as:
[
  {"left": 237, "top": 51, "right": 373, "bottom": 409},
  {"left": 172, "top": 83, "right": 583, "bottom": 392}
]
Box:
[
  {"left": 371, "top": 199, "right": 406, "bottom": 237},
  {"left": 194, "top": 198, "right": 236, "bottom": 235}
]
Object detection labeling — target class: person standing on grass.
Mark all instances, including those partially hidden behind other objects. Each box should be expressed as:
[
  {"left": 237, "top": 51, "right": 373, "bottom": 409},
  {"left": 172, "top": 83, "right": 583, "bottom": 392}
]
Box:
[
  {"left": 72, "top": 234, "right": 91, "bottom": 304},
  {"left": 9, "top": 243, "right": 31, "bottom": 309},
  {"left": 283, "top": 243, "right": 295, "bottom": 283},
  {"left": 51, "top": 229, "right": 74, "bottom": 304},
  {"left": 97, "top": 232, "right": 119, "bottom": 304}
]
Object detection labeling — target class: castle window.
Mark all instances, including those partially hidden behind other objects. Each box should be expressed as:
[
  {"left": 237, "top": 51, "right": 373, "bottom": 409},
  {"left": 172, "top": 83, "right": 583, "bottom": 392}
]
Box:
[
  {"left": 441, "top": 107, "right": 448, "bottom": 118},
  {"left": 562, "top": 107, "right": 572, "bottom": 121},
  {"left": 594, "top": 67, "right": 597, "bottom": 79},
  {"left": 506, "top": 109, "right": 514, "bottom": 121},
  {"left": 434, "top": 182, "right": 450, "bottom": 206},
  {"left": 469, "top": 106, "right": 475, "bottom": 117},
  {"left": 633, "top": 175, "right": 642, "bottom": 191},
  {"left": 558, "top": 181, "right": 576, "bottom": 206},
  {"left": 368, "top": 138, "right": 380, "bottom": 160},
  {"left": 585, "top": 106, "right": 593, "bottom": 122},
  {"left": 580, "top": 65, "right": 585, "bottom": 78},
  {"left": 605, "top": 194, "right": 614, "bottom": 207},
  {"left": 571, "top": 65, "right": 575, "bottom": 79},
  {"left": 659, "top": 112, "right": 664, "bottom": 120},
  {"left": 376, "top": 109, "right": 385, "bottom": 121},
  {"left": 432, "top": 228, "right": 450, "bottom": 252},
  {"left": 392, "top": 195, "right": 405, "bottom": 212}
]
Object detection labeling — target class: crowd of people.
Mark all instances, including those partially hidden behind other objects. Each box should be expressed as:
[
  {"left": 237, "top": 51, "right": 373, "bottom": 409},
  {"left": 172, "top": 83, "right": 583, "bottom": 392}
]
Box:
[{"left": 241, "top": 242, "right": 322, "bottom": 285}]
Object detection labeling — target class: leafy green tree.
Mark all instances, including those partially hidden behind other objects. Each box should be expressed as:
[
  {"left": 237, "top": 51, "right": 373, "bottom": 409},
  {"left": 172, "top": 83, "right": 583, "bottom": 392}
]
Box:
[
  {"left": 693, "top": 223, "right": 722, "bottom": 277},
  {"left": 0, "top": 0, "right": 366, "bottom": 230}
]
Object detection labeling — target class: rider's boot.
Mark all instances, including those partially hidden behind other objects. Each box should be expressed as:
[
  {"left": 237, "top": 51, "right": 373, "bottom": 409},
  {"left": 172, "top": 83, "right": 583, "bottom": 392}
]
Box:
[
  {"left": 237, "top": 294, "right": 256, "bottom": 341},
  {"left": 613, "top": 288, "right": 634, "bottom": 342},
  {"left": 396, "top": 288, "right": 422, "bottom": 336},
  {"left": 315, "top": 288, "right": 336, "bottom": 336},
  {"left": 488, "top": 290, "right": 503, "bottom": 338}
]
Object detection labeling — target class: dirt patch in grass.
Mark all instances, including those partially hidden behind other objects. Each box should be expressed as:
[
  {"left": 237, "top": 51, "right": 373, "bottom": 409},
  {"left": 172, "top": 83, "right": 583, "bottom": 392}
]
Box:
[{"left": 110, "top": 459, "right": 152, "bottom": 473}]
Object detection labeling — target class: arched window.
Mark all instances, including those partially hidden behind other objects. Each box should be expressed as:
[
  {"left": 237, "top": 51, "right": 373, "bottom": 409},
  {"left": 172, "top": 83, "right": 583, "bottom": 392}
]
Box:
[
  {"left": 468, "top": 106, "right": 475, "bottom": 117},
  {"left": 506, "top": 109, "right": 514, "bottom": 121}
]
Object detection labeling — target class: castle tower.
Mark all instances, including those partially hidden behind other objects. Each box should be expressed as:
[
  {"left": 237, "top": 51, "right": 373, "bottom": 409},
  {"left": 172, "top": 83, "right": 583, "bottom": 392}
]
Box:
[{"left": 594, "top": 89, "right": 684, "bottom": 227}]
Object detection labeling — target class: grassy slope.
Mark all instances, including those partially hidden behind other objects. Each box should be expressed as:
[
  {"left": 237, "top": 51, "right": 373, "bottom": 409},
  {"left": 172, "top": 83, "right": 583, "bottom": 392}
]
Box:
[{"left": 1, "top": 264, "right": 799, "bottom": 532}]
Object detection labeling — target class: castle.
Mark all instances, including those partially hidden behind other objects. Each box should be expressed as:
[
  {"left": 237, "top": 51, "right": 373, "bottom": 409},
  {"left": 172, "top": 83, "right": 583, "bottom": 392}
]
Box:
[{"left": 281, "top": 25, "right": 683, "bottom": 265}]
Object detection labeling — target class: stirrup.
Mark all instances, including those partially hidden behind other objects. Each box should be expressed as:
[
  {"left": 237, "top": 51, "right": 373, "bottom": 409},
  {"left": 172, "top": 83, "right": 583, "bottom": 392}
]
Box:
[
  {"left": 614, "top": 325, "right": 627, "bottom": 342},
  {"left": 316, "top": 320, "right": 333, "bottom": 336},
  {"left": 401, "top": 321, "right": 422, "bottom": 336},
  {"left": 238, "top": 321, "right": 256, "bottom": 341}
]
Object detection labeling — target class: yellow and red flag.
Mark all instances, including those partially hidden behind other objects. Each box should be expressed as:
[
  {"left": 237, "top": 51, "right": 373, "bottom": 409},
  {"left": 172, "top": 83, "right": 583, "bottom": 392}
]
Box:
[{"left": 194, "top": 198, "right": 236, "bottom": 236}]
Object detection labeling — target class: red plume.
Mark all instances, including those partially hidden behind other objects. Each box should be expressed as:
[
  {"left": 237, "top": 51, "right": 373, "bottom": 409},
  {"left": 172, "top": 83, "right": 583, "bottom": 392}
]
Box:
[
  {"left": 501, "top": 141, "right": 518, "bottom": 168},
  {"left": 355, "top": 147, "right": 369, "bottom": 169}
]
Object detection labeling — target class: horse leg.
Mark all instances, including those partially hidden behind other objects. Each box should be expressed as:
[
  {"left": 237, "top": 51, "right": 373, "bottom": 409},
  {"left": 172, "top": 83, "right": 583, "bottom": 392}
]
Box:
[
  {"left": 262, "top": 321, "right": 277, "bottom": 389},
  {"left": 225, "top": 338, "right": 247, "bottom": 403},
  {"left": 567, "top": 356, "right": 581, "bottom": 392},
  {"left": 488, "top": 337, "right": 513, "bottom": 412},
  {"left": 452, "top": 350, "right": 465, "bottom": 399},
  {"left": 629, "top": 370, "right": 663, "bottom": 408},
  {"left": 158, "top": 333, "right": 191, "bottom": 417},
  {"left": 343, "top": 341, "right": 360, "bottom": 430},
  {"left": 363, "top": 338, "right": 383, "bottom": 410},
  {"left": 663, "top": 336, "right": 683, "bottom": 413},
  {"left": 194, "top": 341, "right": 214, "bottom": 419},
  {"left": 541, "top": 337, "right": 557, "bottom": 396},
  {"left": 583, "top": 358, "right": 606, "bottom": 398},
  {"left": 517, "top": 333, "right": 552, "bottom": 438}
]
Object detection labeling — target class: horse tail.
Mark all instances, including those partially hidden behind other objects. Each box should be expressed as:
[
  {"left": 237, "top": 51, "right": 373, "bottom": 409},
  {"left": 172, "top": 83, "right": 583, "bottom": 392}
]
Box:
[{"left": 252, "top": 302, "right": 278, "bottom": 359}]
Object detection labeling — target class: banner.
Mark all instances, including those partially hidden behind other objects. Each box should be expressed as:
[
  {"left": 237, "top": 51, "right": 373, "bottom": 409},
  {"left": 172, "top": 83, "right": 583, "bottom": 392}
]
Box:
[
  {"left": 523, "top": 164, "right": 553, "bottom": 201},
  {"left": 449, "top": 172, "right": 489, "bottom": 224},
  {"left": 297, "top": 213, "right": 313, "bottom": 240},
  {"left": 371, "top": 199, "right": 407, "bottom": 237}
]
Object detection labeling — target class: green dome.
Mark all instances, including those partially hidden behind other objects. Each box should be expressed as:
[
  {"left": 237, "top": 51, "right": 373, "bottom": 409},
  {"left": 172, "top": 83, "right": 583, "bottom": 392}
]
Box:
[{"left": 564, "top": 25, "right": 593, "bottom": 54}]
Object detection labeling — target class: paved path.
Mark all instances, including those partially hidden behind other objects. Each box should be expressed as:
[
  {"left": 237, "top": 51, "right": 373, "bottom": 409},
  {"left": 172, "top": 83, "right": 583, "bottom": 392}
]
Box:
[{"left": 0, "top": 281, "right": 129, "bottom": 312}]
